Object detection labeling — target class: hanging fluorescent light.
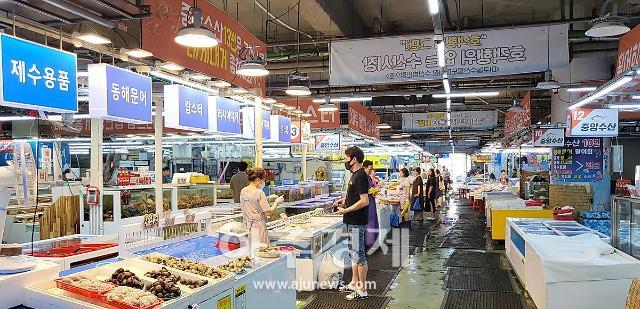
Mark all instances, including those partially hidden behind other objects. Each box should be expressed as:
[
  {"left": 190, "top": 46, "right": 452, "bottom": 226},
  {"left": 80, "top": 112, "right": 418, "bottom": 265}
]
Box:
[
  {"left": 122, "top": 48, "right": 153, "bottom": 58},
  {"left": 437, "top": 42, "right": 445, "bottom": 67},
  {"left": 433, "top": 91, "right": 500, "bottom": 98},
  {"left": 318, "top": 103, "right": 339, "bottom": 112},
  {"left": 189, "top": 73, "right": 211, "bottom": 81},
  {"left": 159, "top": 62, "right": 185, "bottom": 71},
  {"left": 390, "top": 133, "right": 411, "bottom": 139},
  {"left": 72, "top": 32, "right": 111, "bottom": 45},
  {"left": 632, "top": 95, "right": 640, "bottom": 100},
  {"left": 263, "top": 98, "right": 277, "bottom": 104},
  {"left": 312, "top": 97, "right": 372, "bottom": 103},
  {"left": 174, "top": 7, "right": 218, "bottom": 48},
  {"left": 0, "top": 116, "right": 36, "bottom": 121},
  {"left": 237, "top": 62, "right": 269, "bottom": 77},
  {"left": 446, "top": 99, "right": 451, "bottom": 109},
  {"left": 569, "top": 76, "right": 633, "bottom": 109},
  {"left": 608, "top": 104, "right": 640, "bottom": 109},
  {"left": 567, "top": 86, "right": 597, "bottom": 92},
  {"left": 376, "top": 123, "right": 391, "bottom": 130},
  {"left": 427, "top": 0, "right": 439, "bottom": 15},
  {"left": 443, "top": 78, "right": 450, "bottom": 93},
  {"left": 286, "top": 85, "right": 311, "bottom": 96},
  {"left": 150, "top": 70, "right": 219, "bottom": 95}
]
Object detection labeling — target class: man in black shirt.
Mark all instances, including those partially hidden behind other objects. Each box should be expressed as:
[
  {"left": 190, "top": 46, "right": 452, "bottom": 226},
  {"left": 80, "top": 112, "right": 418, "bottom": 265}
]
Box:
[{"left": 333, "top": 146, "right": 370, "bottom": 300}]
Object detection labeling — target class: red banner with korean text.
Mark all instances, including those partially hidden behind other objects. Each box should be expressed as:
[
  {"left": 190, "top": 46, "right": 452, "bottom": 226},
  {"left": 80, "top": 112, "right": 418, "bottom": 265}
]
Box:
[
  {"left": 141, "top": 0, "right": 266, "bottom": 94},
  {"left": 504, "top": 91, "right": 531, "bottom": 139},
  {"left": 348, "top": 102, "right": 380, "bottom": 139},
  {"left": 279, "top": 98, "right": 340, "bottom": 129},
  {"left": 616, "top": 25, "right": 640, "bottom": 76}
]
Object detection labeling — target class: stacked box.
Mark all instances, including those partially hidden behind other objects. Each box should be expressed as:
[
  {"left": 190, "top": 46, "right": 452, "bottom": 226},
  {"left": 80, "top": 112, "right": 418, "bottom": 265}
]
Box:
[
  {"left": 579, "top": 211, "right": 611, "bottom": 236},
  {"left": 549, "top": 184, "right": 592, "bottom": 211}
]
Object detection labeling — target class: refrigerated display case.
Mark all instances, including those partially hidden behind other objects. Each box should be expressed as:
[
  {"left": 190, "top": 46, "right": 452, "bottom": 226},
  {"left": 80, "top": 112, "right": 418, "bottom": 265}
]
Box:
[
  {"left": 611, "top": 196, "right": 640, "bottom": 259},
  {"left": 20, "top": 234, "right": 118, "bottom": 271},
  {"left": 174, "top": 184, "right": 216, "bottom": 210}
]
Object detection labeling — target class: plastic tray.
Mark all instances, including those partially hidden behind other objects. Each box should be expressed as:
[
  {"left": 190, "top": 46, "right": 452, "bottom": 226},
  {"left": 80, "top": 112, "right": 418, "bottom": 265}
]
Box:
[
  {"left": 100, "top": 294, "right": 163, "bottom": 309},
  {"left": 32, "top": 243, "right": 117, "bottom": 258},
  {"left": 55, "top": 278, "right": 116, "bottom": 298}
]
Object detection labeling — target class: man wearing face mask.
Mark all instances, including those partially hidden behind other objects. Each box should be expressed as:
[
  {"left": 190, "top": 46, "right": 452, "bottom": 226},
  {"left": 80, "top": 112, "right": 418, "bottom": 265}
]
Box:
[
  {"left": 333, "top": 146, "right": 370, "bottom": 300},
  {"left": 239, "top": 168, "right": 283, "bottom": 246}
]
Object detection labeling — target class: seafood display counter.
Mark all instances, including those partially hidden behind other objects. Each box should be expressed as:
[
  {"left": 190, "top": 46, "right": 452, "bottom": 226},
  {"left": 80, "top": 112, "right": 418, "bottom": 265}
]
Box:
[
  {"left": 21, "top": 234, "right": 118, "bottom": 271},
  {"left": 282, "top": 193, "right": 341, "bottom": 215},
  {"left": 0, "top": 259, "right": 60, "bottom": 308},
  {"left": 268, "top": 210, "right": 346, "bottom": 291}
]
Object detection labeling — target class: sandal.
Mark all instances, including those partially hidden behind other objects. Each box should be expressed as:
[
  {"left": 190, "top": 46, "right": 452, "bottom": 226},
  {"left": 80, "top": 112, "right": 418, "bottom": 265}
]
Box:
[
  {"left": 346, "top": 290, "right": 368, "bottom": 300},
  {"left": 339, "top": 283, "right": 357, "bottom": 292}
]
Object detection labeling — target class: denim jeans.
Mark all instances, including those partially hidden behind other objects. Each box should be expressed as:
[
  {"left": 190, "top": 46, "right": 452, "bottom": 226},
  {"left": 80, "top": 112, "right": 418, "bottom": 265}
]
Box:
[{"left": 347, "top": 224, "right": 367, "bottom": 265}]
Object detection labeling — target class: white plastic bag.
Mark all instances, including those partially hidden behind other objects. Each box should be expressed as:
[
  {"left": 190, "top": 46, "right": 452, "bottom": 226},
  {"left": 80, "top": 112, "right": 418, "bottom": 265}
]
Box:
[{"left": 317, "top": 251, "right": 344, "bottom": 290}]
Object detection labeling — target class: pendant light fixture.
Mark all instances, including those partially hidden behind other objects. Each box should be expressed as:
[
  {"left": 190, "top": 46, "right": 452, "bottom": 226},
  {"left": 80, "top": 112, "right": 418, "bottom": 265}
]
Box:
[
  {"left": 237, "top": 46, "right": 269, "bottom": 77},
  {"left": 286, "top": 2, "right": 311, "bottom": 97},
  {"left": 318, "top": 103, "right": 339, "bottom": 112},
  {"left": 585, "top": 0, "right": 629, "bottom": 37},
  {"left": 174, "top": 1, "right": 218, "bottom": 48},
  {"left": 536, "top": 26, "right": 560, "bottom": 90}
]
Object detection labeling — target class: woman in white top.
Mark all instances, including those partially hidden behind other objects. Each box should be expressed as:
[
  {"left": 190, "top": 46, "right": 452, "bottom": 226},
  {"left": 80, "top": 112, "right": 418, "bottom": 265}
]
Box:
[
  {"left": 398, "top": 168, "right": 412, "bottom": 201},
  {"left": 239, "top": 168, "right": 282, "bottom": 245}
]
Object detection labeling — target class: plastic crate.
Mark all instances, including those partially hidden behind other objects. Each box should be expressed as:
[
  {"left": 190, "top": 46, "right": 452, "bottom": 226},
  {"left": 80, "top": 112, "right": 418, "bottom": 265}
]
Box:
[
  {"left": 100, "top": 294, "right": 163, "bottom": 309},
  {"left": 55, "top": 278, "right": 116, "bottom": 298}
]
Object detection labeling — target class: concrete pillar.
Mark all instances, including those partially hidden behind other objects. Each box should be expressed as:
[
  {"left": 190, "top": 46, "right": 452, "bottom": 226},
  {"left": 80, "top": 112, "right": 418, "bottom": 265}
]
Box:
[
  {"left": 254, "top": 97, "right": 263, "bottom": 168},
  {"left": 550, "top": 56, "right": 612, "bottom": 124},
  {"left": 154, "top": 99, "right": 164, "bottom": 214}
]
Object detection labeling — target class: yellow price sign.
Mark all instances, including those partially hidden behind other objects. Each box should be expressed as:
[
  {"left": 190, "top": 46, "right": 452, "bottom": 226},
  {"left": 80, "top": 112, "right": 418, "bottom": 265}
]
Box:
[
  {"left": 234, "top": 284, "right": 247, "bottom": 309},
  {"left": 217, "top": 295, "right": 231, "bottom": 309}
]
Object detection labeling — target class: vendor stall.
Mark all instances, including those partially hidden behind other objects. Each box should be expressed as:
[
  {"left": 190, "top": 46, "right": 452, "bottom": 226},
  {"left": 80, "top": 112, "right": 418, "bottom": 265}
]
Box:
[{"left": 21, "top": 234, "right": 118, "bottom": 271}]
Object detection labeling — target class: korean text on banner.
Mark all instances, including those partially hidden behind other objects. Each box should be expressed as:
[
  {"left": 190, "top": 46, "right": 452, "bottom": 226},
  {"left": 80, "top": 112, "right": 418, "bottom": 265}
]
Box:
[
  {"left": 165, "top": 85, "right": 209, "bottom": 131},
  {"left": 279, "top": 98, "right": 340, "bottom": 129},
  {"left": 208, "top": 97, "right": 241, "bottom": 134},
  {"left": 0, "top": 34, "right": 77, "bottom": 113},
  {"left": 88, "top": 64, "right": 152, "bottom": 123},
  {"left": 402, "top": 110, "right": 497, "bottom": 132},
  {"left": 533, "top": 128, "right": 565, "bottom": 147},
  {"left": 348, "top": 103, "right": 380, "bottom": 139},
  {"left": 270, "top": 115, "right": 291, "bottom": 143},
  {"left": 504, "top": 91, "right": 531, "bottom": 138},
  {"left": 567, "top": 108, "right": 618, "bottom": 137},
  {"left": 315, "top": 134, "right": 341, "bottom": 152},
  {"left": 141, "top": 0, "right": 266, "bottom": 94},
  {"left": 330, "top": 24, "right": 568, "bottom": 86},
  {"left": 615, "top": 25, "right": 640, "bottom": 76},
  {"left": 552, "top": 137, "right": 604, "bottom": 182}
]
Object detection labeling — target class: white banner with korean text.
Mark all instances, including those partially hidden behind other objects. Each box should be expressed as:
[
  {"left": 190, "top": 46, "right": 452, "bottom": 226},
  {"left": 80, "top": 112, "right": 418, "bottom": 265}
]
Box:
[
  {"left": 402, "top": 110, "right": 498, "bottom": 132},
  {"left": 330, "top": 24, "right": 569, "bottom": 86}
]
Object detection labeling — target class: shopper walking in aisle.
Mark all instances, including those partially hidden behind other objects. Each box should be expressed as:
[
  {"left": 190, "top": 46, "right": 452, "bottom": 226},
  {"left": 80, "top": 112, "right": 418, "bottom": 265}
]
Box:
[
  {"left": 398, "top": 168, "right": 413, "bottom": 224},
  {"left": 426, "top": 168, "right": 437, "bottom": 220},
  {"left": 333, "top": 146, "right": 370, "bottom": 300},
  {"left": 435, "top": 169, "right": 444, "bottom": 208},
  {"left": 442, "top": 166, "right": 451, "bottom": 195},
  {"left": 239, "top": 168, "right": 283, "bottom": 246},
  {"left": 362, "top": 160, "right": 380, "bottom": 247},
  {"left": 230, "top": 162, "right": 250, "bottom": 203},
  {"left": 410, "top": 167, "right": 424, "bottom": 222},
  {"left": 398, "top": 168, "right": 412, "bottom": 200}
]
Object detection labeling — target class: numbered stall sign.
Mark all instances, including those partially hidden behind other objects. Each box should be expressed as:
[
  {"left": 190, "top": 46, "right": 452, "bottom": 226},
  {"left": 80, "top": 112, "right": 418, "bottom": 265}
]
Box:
[
  {"left": 567, "top": 108, "right": 618, "bottom": 137},
  {"left": 533, "top": 128, "right": 565, "bottom": 146}
]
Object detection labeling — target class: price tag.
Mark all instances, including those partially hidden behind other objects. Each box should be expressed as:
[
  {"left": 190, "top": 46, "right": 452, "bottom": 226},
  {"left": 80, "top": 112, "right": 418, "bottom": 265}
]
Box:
[{"left": 217, "top": 295, "right": 231, "bottom": 309}]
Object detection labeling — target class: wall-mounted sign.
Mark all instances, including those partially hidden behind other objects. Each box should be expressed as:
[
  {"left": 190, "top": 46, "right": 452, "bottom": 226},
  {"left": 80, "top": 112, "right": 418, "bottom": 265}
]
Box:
[
  {"left": 567, "top": 108, "right": 618, "bottom": 137},
  {"left": 290, "top": 120, "right": 312, "bottom": 144},
  {"left": 615, "top": 25, "right": 640, "bottom": 76},
  {"left": 348, "top": 102, "right": 380, "bottom": 139},
  {"left": 165, "top": 85, "right": 209, "bottom": 131},
  {"left": 551, "top": 137, "right": 604, "bottom": 182},
  {"left": 141, "top": 0, "right": 266, "bottom": 94},
  {"left": 330, "top": 24, "right": 568, "bottom": 86},
  {"left": 270, "top": 115, "right": 291, "bottom": 143},
  {"left": 315, "top": 134, "right": 341, "bottom": 152},
  {"left": 403, "top": 110, "right": 497, "bottom": 132},
  {"left": 504, "top": 91, "right": 532, "bottom": 139},
  {"left": 88, "top": 64, "right": 152, "bottom": 123},
  {"left": 366, "top": 155, "right": 390, "bottom": 169},
  {"left": 208, "top": 97, "right": 240, "bottom": 134},
  {"left": 241, "top": 107, "right": 270, "bottom": 139},
  {"left": 279, "top": 98, "right": 340, "bottom": 129},
  {"left": 0, "top": 34, "right": 77, "bottom": 113},
  {"left": 533, "top": 128, "right": 565, "bottom": 146},
  {"left": 472, "top": 155, "right": 492, "bottom": 163}
]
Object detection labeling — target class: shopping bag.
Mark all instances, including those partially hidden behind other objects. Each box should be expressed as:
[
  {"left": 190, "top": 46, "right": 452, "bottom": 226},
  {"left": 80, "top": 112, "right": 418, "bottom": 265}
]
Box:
[
  {"left": 390, "top": 212, "right": 400, "bottom": 228},
  {"left": 439, "top": 177, "right": 446, "bottom": 191},
  {"left": 411, "top": 198, "right": 422, "bottom": 211},
  {"left": 317, "top": 251, "right": 344, "bottom": 289}
]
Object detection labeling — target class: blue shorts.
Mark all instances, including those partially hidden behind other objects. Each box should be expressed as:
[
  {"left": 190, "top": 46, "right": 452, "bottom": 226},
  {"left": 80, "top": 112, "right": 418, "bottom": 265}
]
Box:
[{"left": 347, "top": 224, "right": 367, "bottom": 265}]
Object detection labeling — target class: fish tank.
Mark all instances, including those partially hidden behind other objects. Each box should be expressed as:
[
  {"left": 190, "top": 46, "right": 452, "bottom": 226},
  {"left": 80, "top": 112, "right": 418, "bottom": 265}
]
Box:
[{"left": 175, "top": 184, "right": 216, "bottom": 210}]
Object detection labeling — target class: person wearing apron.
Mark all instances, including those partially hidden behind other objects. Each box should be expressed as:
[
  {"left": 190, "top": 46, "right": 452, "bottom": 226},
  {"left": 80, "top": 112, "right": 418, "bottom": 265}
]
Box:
[{"left": 239, "top": 168, "right": 283, "bottom": 247}]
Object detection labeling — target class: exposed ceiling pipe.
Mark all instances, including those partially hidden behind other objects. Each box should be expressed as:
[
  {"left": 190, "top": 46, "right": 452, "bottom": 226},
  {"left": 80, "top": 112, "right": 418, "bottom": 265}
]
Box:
[
  {"left": 37, "top": 0, "right": 115, "bottom": 28},
  {"left": 8, "top": 0, "right": 72, "bottom": 24},
  {"left": 84, "top": 0, "right": 134, "bottom": 19},
  {"left": 254, "top": 0, "right": 314, "bottom": 41}
]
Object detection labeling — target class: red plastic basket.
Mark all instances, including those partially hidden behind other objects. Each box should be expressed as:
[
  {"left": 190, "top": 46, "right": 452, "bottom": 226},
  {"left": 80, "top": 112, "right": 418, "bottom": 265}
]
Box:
[
  {"left": 31, "top": 243, "right": 117, "bottom": 258},
  {"left": 553, "top": 209, "right": 574, "bottom": 221},
  {"left": 100, "top": 294, "right": 163, "bottom": 309},
  {"left": 55, "top": 278, "right": 116, "bottom": 298}
]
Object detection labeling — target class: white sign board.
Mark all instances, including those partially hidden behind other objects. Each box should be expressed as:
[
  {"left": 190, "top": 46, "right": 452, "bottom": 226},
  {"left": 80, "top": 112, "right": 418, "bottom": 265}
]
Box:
[
  {"left": 330, "top": 24, "right": 569, "bottom": 86},
  {"left": 315, "top": 134, "right": 341, "bottom": 152},
  {"left": 567, "top": 108, "right": 619, "bottom": 137},
  {"left": 533, "top": 128, "right": 565, "bottom": 146},
  {"left": 402, "top": 111, "right": 497, "bottom": 132}
]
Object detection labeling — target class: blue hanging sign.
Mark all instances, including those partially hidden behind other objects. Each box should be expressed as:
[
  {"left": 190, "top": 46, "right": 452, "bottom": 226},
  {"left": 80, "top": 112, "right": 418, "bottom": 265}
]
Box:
[
  {"left": 88, "top": 64, "right": 152, "bottom": 123},
  {"left": 209, "top": 97, "right": 241, "bottom": 134},
  {"left": 165, "top": 84, "right": 209, "bottom": 131},
  {"left": 0, "top": 34, "right": 78, "bottom": 113},
  {"left": 551, "top": 137, "right": 603, "bottom": 182},
  {"left": 262, "top": 110, "right": 271, "bottom": 140},
  {"left": 270, "top": 115, "right": 291, "bottom": 143}
]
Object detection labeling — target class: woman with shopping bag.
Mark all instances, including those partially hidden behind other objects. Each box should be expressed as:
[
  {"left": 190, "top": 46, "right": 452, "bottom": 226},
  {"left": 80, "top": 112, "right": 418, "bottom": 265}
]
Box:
[{"left": 410, "top": 167, "right": 424, "bottom": 221}]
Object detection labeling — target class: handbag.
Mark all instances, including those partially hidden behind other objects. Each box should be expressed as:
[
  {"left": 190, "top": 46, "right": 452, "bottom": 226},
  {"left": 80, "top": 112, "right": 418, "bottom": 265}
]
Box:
[
  {"left": 411, "top": 198, "right": 422, "bottom": 211},
  {"left": 390, "top": 212, "right": 400, "bottom": 228}
]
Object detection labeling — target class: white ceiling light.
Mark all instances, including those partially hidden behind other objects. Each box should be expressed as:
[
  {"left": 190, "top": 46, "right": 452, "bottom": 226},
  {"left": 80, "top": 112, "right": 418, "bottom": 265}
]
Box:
[
  {"left": 263, "top": 98, "right": 277, "bottom": 104},
  {"left": 586, "top": 17, "right": 629, "bottom": 37},
  {"left": 632, "top": 95, "right": 640, "bottom": 100},
  {"left": 427, "top": 0, "right": 439, "bottom": 15},
  {"left": 231, "top": 88, "right": 248, "bottom": 94},
  {"left": 291, "top": 109, "right": 304, "bottom": 114},
  {"left": 0, "top": 116, "right": 36, "bottom": 121},
  {"left": 390, "top": 133, "right": 411, "bottom": 139},
  {"left": 433, "top": 91, "right": 500, "bottom": 98},
  {"left": 72, "top": 32, "right": 111, "bottom": 45},
  {"left": 189, "top": 73, "right": 211, "bottom": 81},
  {"left": 376, "top": 123, "right": 391, "bottom": 130},
  {"left": 508, "top": 99, "right": 526, "bottom": 113},
  {"left": 608, "top": 104, "right": 640, "bottom": 109},
  {"left": 437, "top": 42, "right": 445, "bottom": 67},
  {"left": 174, "top": 7, "right": 218, "bottom": 48},
  {"left": 446, "top": 99, "right": 451, "bottom": 109},
  {"left": 569, "top": 76, "right": 633, "bottom": 109},
  {"left": 208, "top": 80, "right": 231, "bottom": 88},
  {"left": 300, "top": 113, "right": 313, "bottom": 118},
  {"left": 283, "top": 105, "right": 296, "bottom": 111},
  {"left": 567, "top": 86, "right": 598, "bottom": 92},
  {"left": 272, "top": 102, "right": 287, "bottom": 108},
  {"left": 286, "top": 85, "right": 311, "bottom": 96},
  {"left": 150, "top": 70, "right": 219, "bottom": 95},
  {"left": 443, "top": 78, "right": 450, "bottom": 94},
  {"left": 318, "top": 103, "right": 339, "bottom": 112},
  {"left": 312, "top": 97, "right": 372, "bottom": 103},
  {"left": 122, "top": 48, "right": 153, "bottom": 58},
  {"left": 237, "top": 62, "right": 269, "bottom": 77},
  {"left": 159, "top": 62, "right": 185, "bottom": 72},
  {"left": 536, "top": 69, "right": 561, "bottom": 90}
]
